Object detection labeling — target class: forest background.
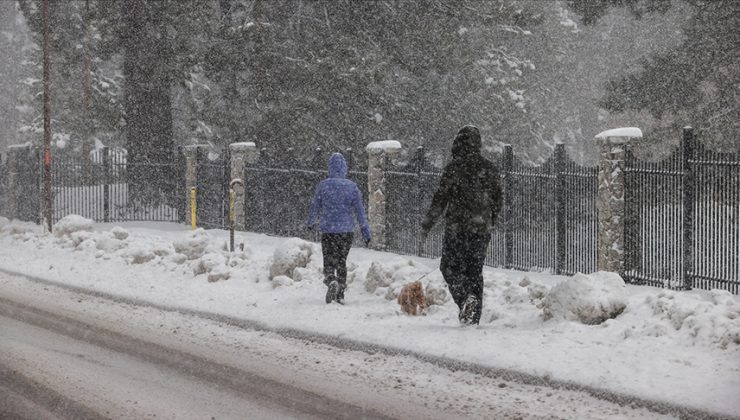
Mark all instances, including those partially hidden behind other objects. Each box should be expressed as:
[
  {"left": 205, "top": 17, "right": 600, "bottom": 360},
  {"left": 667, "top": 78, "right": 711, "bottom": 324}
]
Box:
[{"left": 0, "top": 0, "right": 737, "bottom": 171}]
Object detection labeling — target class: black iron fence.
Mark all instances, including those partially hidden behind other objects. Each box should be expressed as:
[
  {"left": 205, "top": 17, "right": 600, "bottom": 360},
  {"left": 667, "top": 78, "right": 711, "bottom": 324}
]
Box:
[
  {"left": 5, "top": 147, "right": 42, "bottom": 223},
  {"left": 385, "top": 144, "right": 598, "bottom": 275},
  {"left": 2, "top": 129, "right": 736, "bottom": 294},
  {"left": 194, "top": 146, "right": 230, "bottom": 229},
  {"left": 244, "top": 147, "right": 368, "bottom": 245},
  {"left": 624, "top": 128, "right": 740, "bottom": 293},
  {"left": 0, "top": 153, "right": 7, "bottom": 219},
  {"left": 51, "top": 147, "right": 183, "bottom": 223}
]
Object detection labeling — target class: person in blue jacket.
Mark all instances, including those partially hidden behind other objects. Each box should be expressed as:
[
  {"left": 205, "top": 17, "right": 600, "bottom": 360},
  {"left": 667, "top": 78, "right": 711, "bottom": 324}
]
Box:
[{"left": 307, "top": 152, "right": 372, "bottom": 304}]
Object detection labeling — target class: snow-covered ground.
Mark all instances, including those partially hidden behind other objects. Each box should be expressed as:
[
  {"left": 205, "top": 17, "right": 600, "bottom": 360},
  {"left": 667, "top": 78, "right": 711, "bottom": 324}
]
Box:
[{"left": 0, "top": 215, "right": 738, "bottom": 418}]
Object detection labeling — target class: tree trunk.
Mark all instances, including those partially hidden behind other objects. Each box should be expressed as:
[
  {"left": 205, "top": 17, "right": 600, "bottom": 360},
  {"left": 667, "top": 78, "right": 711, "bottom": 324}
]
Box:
[{"left": 122, "top": 0, "right": 174, "bottom": 205}]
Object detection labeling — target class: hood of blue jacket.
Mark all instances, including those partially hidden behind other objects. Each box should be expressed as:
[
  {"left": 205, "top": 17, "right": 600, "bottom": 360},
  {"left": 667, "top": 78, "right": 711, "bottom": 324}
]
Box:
[{"left": 328, "top": 153, "right": 348, "bottom": 178}]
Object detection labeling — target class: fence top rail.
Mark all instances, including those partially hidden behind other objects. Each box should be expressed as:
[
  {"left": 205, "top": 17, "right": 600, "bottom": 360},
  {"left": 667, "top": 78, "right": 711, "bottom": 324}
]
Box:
[
  {"left": 624, "top": 167, "right": 685, "bottom": 176},
  {"left": 689, "top": 159, "right": 740, "bottom": 167},
  {"left": 510, "top": 171, "right": 557, "bottom": 179},
  {"left": 560, "top": 171, "right": 598, "bottom": 178}
]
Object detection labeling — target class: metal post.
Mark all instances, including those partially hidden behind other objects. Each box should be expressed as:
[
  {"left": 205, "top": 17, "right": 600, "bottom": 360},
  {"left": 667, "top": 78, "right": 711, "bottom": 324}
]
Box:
[
  {"left": 103, "top": 147, "right": 110, "bottom": 222},
  {"left": 42, "top": 0, "right": 52, "bottom": 232},
  {"left": 503, "top": 145, "right": 514, "bottom": 269},
  {"left": 682, "top": 127, "right": 695, "bottom": 290},
  {"left": 554, "top": 143, "right": 566, "bottom": 274}
]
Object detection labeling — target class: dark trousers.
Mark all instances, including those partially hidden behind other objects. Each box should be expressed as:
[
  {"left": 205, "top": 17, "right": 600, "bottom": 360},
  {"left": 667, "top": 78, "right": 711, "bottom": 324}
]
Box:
[
  {"left": 321, "top": 233, "right": 354, "bottom": 289},
  {"left": 440, "top": 227, "right": 490, "bottom": 323}
]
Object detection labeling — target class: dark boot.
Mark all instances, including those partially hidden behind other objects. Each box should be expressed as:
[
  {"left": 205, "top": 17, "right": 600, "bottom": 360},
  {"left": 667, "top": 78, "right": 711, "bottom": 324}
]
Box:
[
  {"left": 336, "top": 285, "right": 346, "bottom": 305},
  {"left": 326, "top": 280, "right": 339, "bottom": 304},
  {"left": 459, "top": 294, "right": 480, "bottom": 325}
]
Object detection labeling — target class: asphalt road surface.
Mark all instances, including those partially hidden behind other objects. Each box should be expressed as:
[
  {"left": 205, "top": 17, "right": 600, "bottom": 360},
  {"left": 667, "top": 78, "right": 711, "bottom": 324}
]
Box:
[{"left": 0, "top": 274, "right": 677, "bottom": 420}]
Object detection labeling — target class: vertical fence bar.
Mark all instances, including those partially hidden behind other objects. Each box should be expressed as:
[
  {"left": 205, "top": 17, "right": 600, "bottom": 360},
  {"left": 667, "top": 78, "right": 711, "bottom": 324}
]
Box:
[
  {"left": 682, "top": 127, "right": 695, "bottom": 290},
  {"left": 415, "top": 146, "right": 424, "bottom": 256},
  {"left": 554, "top": 144, "right": 566, "bottom": 274},
  {"left": 503, "top": 145, "right": 513, "bottom": 269},
  {"left": 103, "top": 147, "right": 110, "bottom": 223},
  {"left": 195, "top": 146, "right": 203, "bottom": 228}
]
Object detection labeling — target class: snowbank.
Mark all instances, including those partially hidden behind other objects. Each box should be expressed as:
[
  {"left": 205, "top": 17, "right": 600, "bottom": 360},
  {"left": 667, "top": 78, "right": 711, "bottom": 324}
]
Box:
[
  {"left": 172, "top": 229, "right": 210, "bottom": 260},
  {"left": 542, "top": 272, "right": 627, "bottom": 324},
  {"left": 53, "top": 215, "right": 95, "bottom": 238},
  {"left": 364, "top": 259, "right": 449, "bottom": 305},
  {"left": 1, "top": 217, "right": 739, "bottom": 417},
  {"left": 269, "top": 238, "right": 319, "bottom": 280}
]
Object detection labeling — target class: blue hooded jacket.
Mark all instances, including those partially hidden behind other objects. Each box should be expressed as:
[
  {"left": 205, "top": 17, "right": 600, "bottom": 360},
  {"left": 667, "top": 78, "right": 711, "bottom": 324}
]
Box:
[{"left": 307, "top": 153, "right": 371, "bottom": 242}]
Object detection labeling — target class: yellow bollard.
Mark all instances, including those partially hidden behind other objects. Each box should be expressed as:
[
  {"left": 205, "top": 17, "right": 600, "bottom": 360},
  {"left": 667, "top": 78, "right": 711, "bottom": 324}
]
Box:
[{"left": 190, "top": 187, "right": 197, "bottom": 230}]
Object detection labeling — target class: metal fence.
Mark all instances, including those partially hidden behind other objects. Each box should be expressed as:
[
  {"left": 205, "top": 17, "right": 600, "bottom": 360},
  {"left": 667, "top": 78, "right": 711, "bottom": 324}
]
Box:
[
  {"left": 0, "top": 153, "right": 6, "bottom": 219},
  {"left": 384, "top": 144, "right": 598, "bottom": 275},
  {"left": 624, "top": 128, "right": 740, "bottom": 293},
  {"left": 195, "top": 147, "right": 230, "bottom": 229},
  {"left": 244, "top": 147, "right": 368, "bottom": 245},
  {"left": 51, "top": 147, "right": 183, "bottom": 223},
  {"left": 5, "top": 147, "right": 42, "bottom": 223}
]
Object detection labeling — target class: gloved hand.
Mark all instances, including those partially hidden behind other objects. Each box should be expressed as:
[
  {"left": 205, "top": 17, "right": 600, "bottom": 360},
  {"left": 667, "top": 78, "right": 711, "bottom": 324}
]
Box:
[
  {"left": 420, "top": 218, "right": 433, "bottom": 241},
  {"left": 364, "top": 238, "right": 371, "bottom": 247}
]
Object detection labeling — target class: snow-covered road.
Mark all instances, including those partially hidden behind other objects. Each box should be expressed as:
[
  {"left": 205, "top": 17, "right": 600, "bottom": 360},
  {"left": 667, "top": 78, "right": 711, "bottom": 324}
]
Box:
[{"left": 0, "top": 273, "right": 678, "bottom": 420}]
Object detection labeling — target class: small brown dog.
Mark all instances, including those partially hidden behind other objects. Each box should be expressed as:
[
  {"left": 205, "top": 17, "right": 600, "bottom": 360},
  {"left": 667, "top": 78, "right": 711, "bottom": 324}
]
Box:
[{"left": 397, "top": 280, "right": 427, "bottom": 316}]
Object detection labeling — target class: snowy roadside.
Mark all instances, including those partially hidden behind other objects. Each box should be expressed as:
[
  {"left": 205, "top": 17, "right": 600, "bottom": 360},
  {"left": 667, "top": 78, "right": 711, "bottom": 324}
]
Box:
[{"left": 0, "top": 216, "right": 738, "bottom": 418}]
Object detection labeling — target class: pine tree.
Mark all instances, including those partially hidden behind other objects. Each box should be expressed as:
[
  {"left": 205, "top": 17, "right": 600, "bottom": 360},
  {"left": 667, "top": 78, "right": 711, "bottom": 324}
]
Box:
[{"left": 568, "top": 0, "right": 739, "bottom": 150}]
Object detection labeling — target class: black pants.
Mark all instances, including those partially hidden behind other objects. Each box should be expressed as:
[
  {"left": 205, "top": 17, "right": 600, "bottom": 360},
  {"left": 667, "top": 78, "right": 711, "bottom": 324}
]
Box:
[
  {"left": 440, "top": 227, "right": 490, "bottom": 323},
  {"left": 321, "top": 233, "right": 354, "bottom": 290}
]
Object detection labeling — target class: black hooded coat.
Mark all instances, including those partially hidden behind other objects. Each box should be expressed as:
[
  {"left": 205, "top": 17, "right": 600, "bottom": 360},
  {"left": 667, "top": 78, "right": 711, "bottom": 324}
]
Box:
[
  {"left": 421, "top": 126, "right": 502, "bottom": 234},
  {"left": 420, "top": 126, "right": 503, "bottom": 324}
]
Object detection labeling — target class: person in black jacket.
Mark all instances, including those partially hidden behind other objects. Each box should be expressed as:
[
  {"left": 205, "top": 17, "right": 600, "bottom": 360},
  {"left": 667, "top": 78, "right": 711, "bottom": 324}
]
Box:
[{"left": 421, "top": 125, "right": 503, "bottom": 325}]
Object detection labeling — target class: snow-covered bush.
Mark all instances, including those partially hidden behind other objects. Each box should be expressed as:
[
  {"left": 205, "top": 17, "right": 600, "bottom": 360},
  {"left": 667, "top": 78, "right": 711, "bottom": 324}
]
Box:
[
  {"left": 172, "top": 229, "right": 210, "bottom": 260},
  {"left": 542, "top": 272, "right": 627, "bottom": 324},
  {"left": 270, "top": 238, "right": 317, "bottom": 280},
  {"left": 53, "top": 215, "right": 94, "bottom": 238},
  {"left": 0, "top": 217, "right": 9, "bottom": 229}
]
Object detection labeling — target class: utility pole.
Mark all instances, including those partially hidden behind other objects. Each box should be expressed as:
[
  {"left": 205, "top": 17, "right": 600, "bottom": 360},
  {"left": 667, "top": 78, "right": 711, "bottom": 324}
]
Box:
[{"left": 42, "top": 0, "right": 52, "bottom": 231}]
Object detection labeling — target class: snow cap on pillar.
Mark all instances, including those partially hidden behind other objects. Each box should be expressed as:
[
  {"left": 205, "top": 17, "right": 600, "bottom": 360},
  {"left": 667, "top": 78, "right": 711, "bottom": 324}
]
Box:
[
  {"left": 595, "top": 127, "right": 642, "bottom": 144},
  {"left": 366, "top": 140, "right": 402, "bottom": 153}
]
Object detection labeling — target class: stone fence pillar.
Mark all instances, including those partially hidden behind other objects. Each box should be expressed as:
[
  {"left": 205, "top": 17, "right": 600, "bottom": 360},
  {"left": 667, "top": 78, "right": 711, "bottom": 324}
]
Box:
[
  {"left": 595, "top": 127, "right": 641, "bottom": 273},
  {"left": 183, "top": 144, "right": 207, "bottom": 227},
  {"left": 229, "top": 142, "right": 258, "bottom": 230},
  {"left": 366, "top": 140, "right": 402, "bottom": 250}
]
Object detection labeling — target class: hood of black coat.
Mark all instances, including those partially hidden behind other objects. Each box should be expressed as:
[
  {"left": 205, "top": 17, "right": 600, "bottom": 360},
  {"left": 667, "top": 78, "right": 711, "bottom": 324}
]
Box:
[{"left": 451, "top": 125, "right": 482, "bottom": 159}]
